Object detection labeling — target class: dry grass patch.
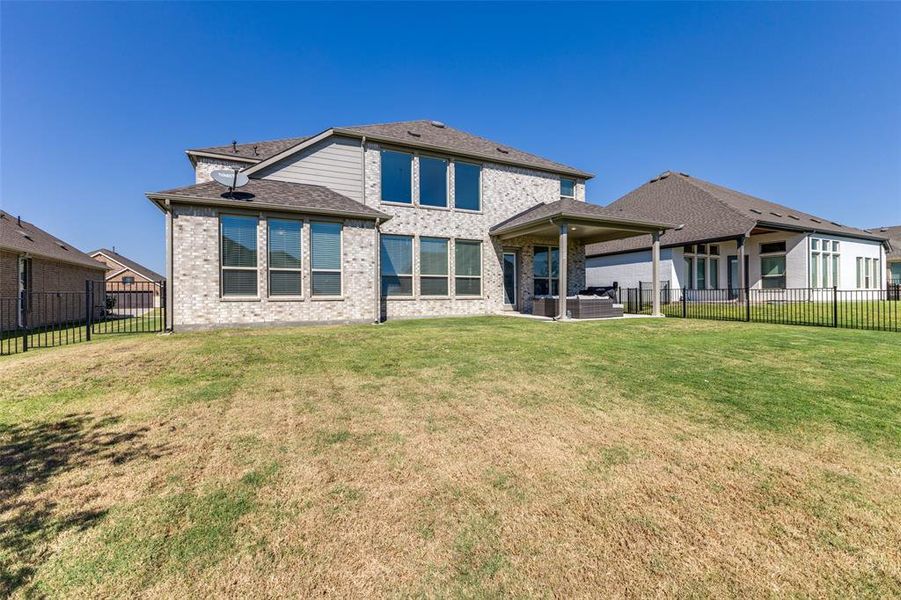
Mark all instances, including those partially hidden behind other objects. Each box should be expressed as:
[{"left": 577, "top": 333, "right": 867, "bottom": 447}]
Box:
[{"left": 1, "top": 317, "right": 899, "bottom": 597}]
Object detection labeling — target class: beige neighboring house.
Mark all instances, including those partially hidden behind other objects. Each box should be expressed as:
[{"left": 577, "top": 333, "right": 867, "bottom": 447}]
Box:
[
  {"left": 0, "top": 210, "right": 106, "bottom": 329},
  {"left": 89, "top": 247, "right": 165, "bottom": 308},
  {"left": 147, "top": 119, "right": 673, "bottom": 331},
  {"left": 866, "top": 226, "right": 900, "bottom": 284}
]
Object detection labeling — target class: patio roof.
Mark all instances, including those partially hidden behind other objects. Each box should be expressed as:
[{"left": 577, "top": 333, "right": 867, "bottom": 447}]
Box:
[{"left": 490, "top": 198, "right": 676, "bottom": 243}]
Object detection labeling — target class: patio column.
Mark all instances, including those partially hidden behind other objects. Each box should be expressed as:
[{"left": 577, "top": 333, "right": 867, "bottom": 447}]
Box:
[
  {"left": 737, "top": 235, "right": 747, "bottom": 303},
  {"left": 558, "top": 222, "right": 568, "bottom": 319},
  {"left": 651, "top": 231, "right": 662, "bottom": 316}
]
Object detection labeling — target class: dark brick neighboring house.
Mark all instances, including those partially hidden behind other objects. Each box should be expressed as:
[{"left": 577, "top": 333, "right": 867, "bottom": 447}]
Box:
[{"left": 1, "top": 210, "right": 106, "bottom": 329}]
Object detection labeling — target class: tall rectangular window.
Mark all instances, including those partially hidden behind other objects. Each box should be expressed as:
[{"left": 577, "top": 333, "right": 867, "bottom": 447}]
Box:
[
  {"left": 696, "top": 257, "right": 707, "bottom": 290},
  {"left": 268, "top": 219, "right": 302, "bottom": 296},
  {"left": 560, "top": 178, "right": 575, "bottom": 198},
  {"left": 311, "top": 221, "right": 342, "bottom": 296},
  {"left": 684, "top": 256, "right": 695, "bottom": 289},
  {"left": 380, "top": 234, "right": 413, "bottom": 297},
  {"left": 821, "top": 253, "right": 830, "bottom": 288},
  {"left": 420, "top": 237, "right": 449, "bottom": 296},
  {"left": 832, "top": 255, "right": 840, "bottom": 288},
  {"left": 761, "top": 256, "right": 786, "bottom": 289},
  {"left": 454, "top": 161, "right": 481, "bottom": 211},
  {"left": 221, "top": 215, "right": 258, "bottom": 297},
  {"left": 419, "top": 156, "right": 447, "bottom": 208},
  {"left": 455, "top": 240, "right": 482, "bottom": 296},
  {"left": 811, "top": 252, "right": 819, "bottom": 287},
  {"left": 709, "top": 257, "right": 719, "bottom": 289},
  {"left": 533, "top": 246, "right": 560, "bottom": 296},
  {"left": 381, "top": 150, "right": 412, "bottom": 204},
  {"left": 857, "top": 257, "right": 863, "bottom": 288}
]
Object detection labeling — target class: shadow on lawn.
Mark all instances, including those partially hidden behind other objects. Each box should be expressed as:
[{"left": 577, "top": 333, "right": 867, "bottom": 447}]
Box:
[{"left": 0, "top": 413, "right": 169, "bottom": 596}]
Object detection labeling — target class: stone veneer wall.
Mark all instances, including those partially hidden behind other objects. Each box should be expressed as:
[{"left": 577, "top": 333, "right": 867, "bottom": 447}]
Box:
[
  {"left": 362, "top": 141, "right": 587, "bottom": 319},
  {"left": 170, "top": 204, "right": 376, "bottom": 329}
]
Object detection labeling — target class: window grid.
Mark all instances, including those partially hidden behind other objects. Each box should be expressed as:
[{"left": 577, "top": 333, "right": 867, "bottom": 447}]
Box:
[
  {"left": 268, "top": 218, "right": 303, "bottom": 297},
  {"left": 810, "top": 238, "right": 840, "bottom": 288},
  {"left": 220, "top": 215, "right": 259, "bottom": 297}
]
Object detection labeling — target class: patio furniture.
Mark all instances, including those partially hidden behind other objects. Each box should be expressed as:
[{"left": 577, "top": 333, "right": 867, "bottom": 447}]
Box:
[{"left": 531, "top": 296, "right": 624, "bottom": 319}]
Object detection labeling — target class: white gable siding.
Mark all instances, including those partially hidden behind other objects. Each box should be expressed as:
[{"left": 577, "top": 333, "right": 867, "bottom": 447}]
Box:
[{"left": 257, "top": 136, "right": 363, "bottom": 201}]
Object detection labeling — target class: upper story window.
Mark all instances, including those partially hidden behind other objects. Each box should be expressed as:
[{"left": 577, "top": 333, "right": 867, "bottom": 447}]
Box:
[
  {"left": 381, "top": 150, "right": 412, "bottom": 204},
  {"left": 560, "top": 178, "right": 576, "bottom": 198},
  {"left": 268, "top": 219, "right": 303, "bottom": 296},
  {"left": 122, "top": 276, "right": 135, "bottom": 285},
  {"left": 220, "top": 215, "right": 258, "bottom": 297},
  {"left": 419, "top": 156, "right": 448, "bottom": 208},
  {"left": 454, "top": 162, "right": 481, "bottom": 211},
  {"left": 311, "top": 221, "right": 342, "bottom": 296},
  {"left": 380, "top": 234, "right": 413, "bottom": 297}
]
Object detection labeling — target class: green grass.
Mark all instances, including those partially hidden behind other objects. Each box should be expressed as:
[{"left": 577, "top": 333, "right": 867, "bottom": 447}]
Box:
[
  {"left": 1, "top": 309, "right": 163, "bottom": 355},
  {"left": 1, "top": 317, "right": 899, "bottom": 597}
]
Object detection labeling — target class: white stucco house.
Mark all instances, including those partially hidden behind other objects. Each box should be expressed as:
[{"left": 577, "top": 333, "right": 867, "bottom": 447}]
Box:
[
  {"left": 147, "top": 120, "right": 672, "bottom": 330},
  {"left": 586, "top": 171, "right": 890, "bottom": 298}
]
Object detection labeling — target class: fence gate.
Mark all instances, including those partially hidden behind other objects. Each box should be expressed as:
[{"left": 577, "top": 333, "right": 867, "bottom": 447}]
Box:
[{"left": 0, "top": 280, "right": 166, "bottom": 355}]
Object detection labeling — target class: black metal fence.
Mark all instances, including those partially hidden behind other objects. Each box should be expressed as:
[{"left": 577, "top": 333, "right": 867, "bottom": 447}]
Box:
[
  {"left": 614, "top": 286, "right": 900, "bottom": 332},
  {"left": 1, "top": 280, "right": 166, "bottom": 355}
]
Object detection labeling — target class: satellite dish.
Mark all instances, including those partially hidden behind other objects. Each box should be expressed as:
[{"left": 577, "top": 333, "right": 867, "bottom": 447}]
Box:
[{"left": 211, "top": 169, "right": 249, "bottom": 189}]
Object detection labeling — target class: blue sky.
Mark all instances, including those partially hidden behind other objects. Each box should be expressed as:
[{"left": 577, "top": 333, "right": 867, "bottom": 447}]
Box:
[{"left": 2, "top": 2, "right": 899, "bottom": 273}]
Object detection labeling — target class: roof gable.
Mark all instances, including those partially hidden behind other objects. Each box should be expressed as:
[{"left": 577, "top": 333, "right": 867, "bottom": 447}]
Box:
[
  {"left": 587, "top": 172, "right": 887, "bottom": 257},
  {"left": 0, "top": 211, "right": 107, "bottom": 270}
]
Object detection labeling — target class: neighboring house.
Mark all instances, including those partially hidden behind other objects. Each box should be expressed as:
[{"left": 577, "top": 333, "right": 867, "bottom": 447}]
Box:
[
  {"left": 0, "top": 210, "right": 106, "bottom": 329},
  {"left": 147, "top": 120, "right": 670, "bottom": 330},
  {"left": 867, "top": 226, "right": 900, "bottom": 284},
  {"left": 89, "top": 247, "right": 166, "bottom": 307},
  {"left": 586, "top": 172, "right": 890, "bottom": 296}
]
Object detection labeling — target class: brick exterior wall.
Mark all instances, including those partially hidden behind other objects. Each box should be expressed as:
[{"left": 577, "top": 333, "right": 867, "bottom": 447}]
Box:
[
  {"left": 194, "top": 156, "right": 254, "bottom": 184},
  {"left": 170, "top": 204, "right": 377, "bottom": 329},
  {"left": 363, "top": 142, "right": 586, "bottom": 318},
  {"left": 0, "top": 250, "right": 104, "bottom": 329},
  {"left": 174, "top": 139, "right": 590, "bottom": 328}
]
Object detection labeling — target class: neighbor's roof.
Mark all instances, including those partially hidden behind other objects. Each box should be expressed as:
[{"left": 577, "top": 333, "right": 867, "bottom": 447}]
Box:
[
  {"left": 490, "top": 197, "right": 675, "bottom": 237},
  {"left": 147, "top": 179, "right": 391, "bottom": 221},
  {"left": 868, "top": 225, "right": 901, "bottom": 260},
  {"left": 89, "top": 247, "right": 165, "bottom": 282},
  {"left": 0, "top": 210, "right": 107, "bottom": 271},
  {"left": 587, "top": 172, "right": 888, "bottom": 256},
  {"left": 187, "top": 120, "right": 593, "bottom": 179}
]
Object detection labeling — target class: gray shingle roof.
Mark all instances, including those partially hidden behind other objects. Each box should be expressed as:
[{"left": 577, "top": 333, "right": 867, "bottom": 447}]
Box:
[
  {"left": 188, "top": 120, "right": 593, "bottom": 178},
  {"left": 868, "top": 225, "right": 901, "bottom": 260},
  {"left": 490, "top": 198, "right": 674, "bottom": 236},
  {"left": 89, "top": 248, "right": 165, "bottom": 282},
  {"left": 147, "top": 179, "right": 390, "bottom": 221},
  {"left": 0, "top": 210, "right": 107, "bottom": 271},
  {"left": 586, "top": 172, "right": 887, "bottom": 256},
  {"left": 188, "top": 136, "right": 312, "bottom": 163}
]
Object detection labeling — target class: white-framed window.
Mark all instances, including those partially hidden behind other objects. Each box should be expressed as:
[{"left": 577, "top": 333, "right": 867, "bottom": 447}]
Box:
[
  {"left": 122, "top": 276, "right": 135, "bottom": 285},
  {"left": 419, "top": 156, "right": 448, "bottom": 208},
  {"left": 380, "top": 150, "right": 413, "bottom": 204},
  {"left": 420, "top": 237, "right": 449, "bottom": 296},
  {"left": 311, "top": 221, "right": 342, "bottom": 296},
  {"left": 810, "top": 238, "right": 840, "bottom": 288},
  {"left": 683, "top": 244, "right": 719, "bottom": 289},
  {"left": 454, "top": 240, "right": 482, "bottom": 296},
  {"left": 454, "top": 161, "right": 481, "bottom": 211},
  {"left": 380, "top": 234, "right": 413, "bottom": 297},
  {"left": 759, "top": 241, "right": 787, "bottom": 289},
  {"left": 560, "top": 178, "right": 576, "bottom": 198},
  {"left": 858, "top": 257, "right": 880, "bottom": 289},
  {"left": 220, "top": 215, "right": 258, "bottom": 297},
  {"left": 268, "top": 218, "right": 302, "bottom": 296},
  {"left": 533, "top": 246, "right": 560, "bottom": 296}
]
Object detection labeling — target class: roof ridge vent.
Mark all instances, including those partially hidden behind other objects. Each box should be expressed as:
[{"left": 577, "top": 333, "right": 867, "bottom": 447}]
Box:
[
  {"left": 749, "top": 208, "right": 763, "bottom": 214},
  {"left": 788, "top": 214, "right": 800, "bottom": 220},
  {"left": 770, "top": 211, "right": 783, "bottom": 217},
  {"left": 496, "top": 147, "right": 509, "bottom": 154},
  {"left": 407, "top": 130, "right": 422, "bottom": 138},
  {"left": 678, "top": 172, "right": 690, "bottom": 177},
  {"left": 56, "top": 241, "right": 68, "bottom": 250},
  {"left": 429, "top": 120, "right": 446, "bottom": 128},
  {"left": 810, "top": 218, "right": 822, "bottom": 223}
]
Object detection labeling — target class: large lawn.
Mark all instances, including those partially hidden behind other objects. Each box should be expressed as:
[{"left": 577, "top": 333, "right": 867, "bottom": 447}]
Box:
[{"left": 1, "top": 317, "right": 899, "bottom": 597}]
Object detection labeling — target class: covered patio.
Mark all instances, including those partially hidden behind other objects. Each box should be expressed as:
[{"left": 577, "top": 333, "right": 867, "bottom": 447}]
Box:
[{"left": 490, "top": 199, "right": 676, "bottom": 320}]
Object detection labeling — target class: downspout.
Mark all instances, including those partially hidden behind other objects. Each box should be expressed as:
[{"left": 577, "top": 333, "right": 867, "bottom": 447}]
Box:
[
  {"left": 374, "top": 217, "right": 381, "bottom": 324},
  {"left": 165, "top": 199, "right": 174, "bottom": 332}
]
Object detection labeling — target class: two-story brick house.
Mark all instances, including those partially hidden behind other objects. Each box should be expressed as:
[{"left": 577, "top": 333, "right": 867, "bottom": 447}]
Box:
[{"left": 147, "top": 120, "right": 670, "bottom": 330}]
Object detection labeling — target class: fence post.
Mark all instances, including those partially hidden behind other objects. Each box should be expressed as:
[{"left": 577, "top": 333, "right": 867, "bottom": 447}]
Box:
[
  {"left": 85, "top": 280, "right": 93, "bottom": 341},
  {"left": 682, "top": 287, "right": 687, "bottom": 318},
  {"left": 21, "top": 289, "right": 28, "bottom": 352},
  {"left": 745, "top": 287, "right": 751, "bottom": 322},
  {"left": 832, "top": 286, "right": 838, "bottom": 327}
]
